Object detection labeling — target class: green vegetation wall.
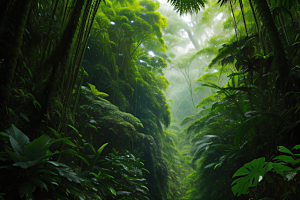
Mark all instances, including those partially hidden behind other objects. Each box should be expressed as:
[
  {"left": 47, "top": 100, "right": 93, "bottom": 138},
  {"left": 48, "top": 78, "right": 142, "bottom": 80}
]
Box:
[
  {"left": 78, "top": 0, "right": 194, "bottom": 199},
  {"left": 167, "top": 0, "right": 300, "bottom": 199},
  {"left": 0, "top": 0, "right": 186, "bottom": 199}
]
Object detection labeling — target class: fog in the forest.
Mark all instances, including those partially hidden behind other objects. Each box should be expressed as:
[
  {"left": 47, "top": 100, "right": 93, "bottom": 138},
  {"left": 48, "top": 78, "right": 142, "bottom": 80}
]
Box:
[{"left": 154, "top": 0, "right": 232, "bottom": 121}]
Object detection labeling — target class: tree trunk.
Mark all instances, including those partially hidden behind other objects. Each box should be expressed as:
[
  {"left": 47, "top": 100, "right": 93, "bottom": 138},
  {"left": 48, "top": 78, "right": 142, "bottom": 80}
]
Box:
[
  {"left": 184, "top": 28, "right": 200, "bottom": 50},
  {"left": 230, "top": 0, "right": 239, "bottom": 41},
  {"left": 36, "top": 0, "right": 85, "bottom": 133},
  {"left": 253, "top": 0, "right": 290, "bottom": 92},
  {"left": 0, "top": 0, "right": 31, "bottom": 130},
  {"left": 239, "top": 0, "right": 248, "bottom": 37},
  {"left": 249, "top": 0, "right": 266, "bottom": 55}
]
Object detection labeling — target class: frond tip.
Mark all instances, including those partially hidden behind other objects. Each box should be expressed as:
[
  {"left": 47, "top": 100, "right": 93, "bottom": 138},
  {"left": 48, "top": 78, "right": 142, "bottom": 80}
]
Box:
[{"left": 167, "top": 0, "right": 206, "bottom": 15}]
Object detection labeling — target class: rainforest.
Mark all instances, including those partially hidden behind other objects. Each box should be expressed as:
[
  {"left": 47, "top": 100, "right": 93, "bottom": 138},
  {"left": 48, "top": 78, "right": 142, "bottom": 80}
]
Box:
[{"left": 1, "top": 0, "right": 300, "bottom": 199}]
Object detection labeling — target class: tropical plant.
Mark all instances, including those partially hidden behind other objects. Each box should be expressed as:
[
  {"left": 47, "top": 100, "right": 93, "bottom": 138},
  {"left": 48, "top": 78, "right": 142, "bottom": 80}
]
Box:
[
  {"left": 0, "top": 124, "right": 85, "bottom": 199},
  {"left": 232, "top": 144, "right": 300, "bottom": 199}
]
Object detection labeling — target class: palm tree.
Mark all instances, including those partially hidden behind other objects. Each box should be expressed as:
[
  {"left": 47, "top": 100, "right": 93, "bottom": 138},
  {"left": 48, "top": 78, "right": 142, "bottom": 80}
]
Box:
[{"left": 167, "top": 0, "right": 206, "bottom": 15}]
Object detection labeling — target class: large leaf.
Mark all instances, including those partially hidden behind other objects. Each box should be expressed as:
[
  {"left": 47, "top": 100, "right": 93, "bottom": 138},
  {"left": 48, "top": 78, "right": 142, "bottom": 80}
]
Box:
[
  {"left": 23, "top": 135, "right": 51, "bottom": 160},
  {"left": 273, "top": 155, "right": 300, "bottom": 166},
  {"left": 272, "top": 162, "right": 293, "bottom": 176},
  {"left": 18, "top": 182, "right": 33, "bottom": 199},
  {"left": 46, "top": 161, "right": 84, "bottom": 183},
  {"left": 31, "top": 178, "right": 48, "bottom": 192},
  {"left": 5, "top": 148, "right": 28, "bottom": 163},
  {"left": 6, "top": 124, "right": 30, "bottom": 155},
  {"left": 54, "top": 167, "right": 84, "bottom": 183},
  {"left": 13, "top": 160, "right": 39, "bottom": 169},
  {"left": 232, "top": 157, "right": 273, "bottom": 196}
]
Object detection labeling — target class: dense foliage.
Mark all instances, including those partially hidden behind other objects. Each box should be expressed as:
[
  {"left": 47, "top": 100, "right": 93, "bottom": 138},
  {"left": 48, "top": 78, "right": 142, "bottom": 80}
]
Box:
[
  {"left": 174, "top": 0, "right": 300, "bottom": 199},
  {"left": 1, "top": 0, "right": 300, "bottom": 199},
  {"left": 0, "top": 0, "right": 184, "bottom": 199}
]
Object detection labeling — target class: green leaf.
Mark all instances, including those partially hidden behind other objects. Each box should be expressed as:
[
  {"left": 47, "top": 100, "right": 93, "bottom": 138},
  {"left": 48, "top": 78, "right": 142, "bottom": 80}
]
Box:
[
  {"left": 5, "top": 148, "right": 28, "bottom": 162},
  {"left": 68, "top": 124, "right": 79, "bottom": 134},
  {"left": 84, "top": 143, "right": 96, "bottom": 154},
  {"left": 272, "top": 163, "right": 293, "bottom": 176},
  {"left": 278, "top": 146, "right": 294, "bottom": 155},
  {"left": 292, "top": 145, "right": 300, "bottom": 150},
  {"left": 141, "top": 168, "right": 150, "bottom": 174},
  {"left": 32, "top": 178, "right": 48, "bottom": 192},
  {"left": 18, "top": 182, "right": 33, "bottom": 199},
  {"left": 47, "top": 126, "right": 61, "bottom": 138},
  {"left": 232, "top": 157, "right": 273, "bottom": 196},
  {"left": 0, "top": 193, "right": 5, "bottom": 200},
  {"left": 108, "top": 186, "right": 116, "bottom": 196},
  {"left": 20, "top": 113, "right": 30, "bottom": 122},
  {"left": 23, "top": 134, "right": 51, "bottom": 160},
  {"left": 6, "top": 124, "right": 30, "bottom": 155},
  {"left": 87, "top": 123, "right": 97, "bottom": 131},
  {"left": 48, "top": 164, "right": 84, "bottom": 183},
  {"left": 62, "top": 148, "right": 90, "bottom": 166},
  {"left": 273, "top": 155, "right": 297, "bottom": 166},
  {"left": 204, "top": 162, "right": 217, "bottom": 168},
  {"left": 26, "top": 92, "right": 41, "bottom": 108},
  {"left": 13, "top": 160, "right": 39, "bottom": 169},
  {"left": 88, "top": 83, "right": 109, "bottom": 97},
  {"left": 0, "top": 132, "right": 8, "bottom": 138},
  {"left": 49, "top": 137, "right": 77, "bottom": 148},
  {"left": 91, "top": 143, "right": 108, "bottom": 170},
  {"left": 23, "top": 61, "right": 33, "bottom": 78},
  {"left": 64, "top": 139, "right": 77, "bottom": 147},
  {"left": 84, "top": 70, "right": 89, "bottom": 77}
]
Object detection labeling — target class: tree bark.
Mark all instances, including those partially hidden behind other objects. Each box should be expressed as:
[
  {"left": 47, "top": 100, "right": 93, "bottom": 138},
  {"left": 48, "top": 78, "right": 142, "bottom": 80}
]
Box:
[
  {"left": 230, "top": 0, "right": 239, "bottom": 42},
  {"left": 253, "top": 0, "right": 290, "bottom": 92},
  {"left": 0, "top": 0, "right": 31, "bottom": 130},
  {"left": 36, "top": 0, "right": 85, "bottom": 132},
  {"left": 249, "top": 0, "right": 266, "bottom": 55},
  {"left": 239, "top": 0, "right": 248, "bottom": 37}
]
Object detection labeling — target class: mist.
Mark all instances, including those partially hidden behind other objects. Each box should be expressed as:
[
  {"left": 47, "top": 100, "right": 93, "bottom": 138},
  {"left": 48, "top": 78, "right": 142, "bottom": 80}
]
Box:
[{"left": 155, "top": 0, "right": 233, "bottom": 121}]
